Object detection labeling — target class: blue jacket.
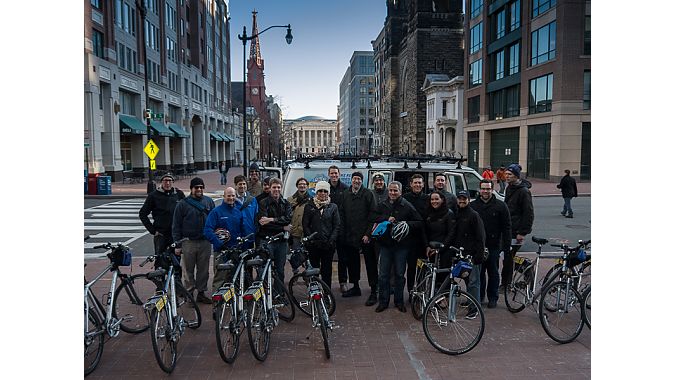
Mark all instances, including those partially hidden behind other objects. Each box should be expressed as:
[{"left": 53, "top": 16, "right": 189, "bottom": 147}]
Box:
[
  {"left": 204, "top": 202, "right": 244, "bottom": 251},
  {"left": 237, "top": 193, "right": 258, "bottom": 247}
]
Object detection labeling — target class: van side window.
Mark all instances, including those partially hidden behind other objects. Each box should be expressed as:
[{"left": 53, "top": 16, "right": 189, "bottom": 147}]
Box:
[{"left": 464, "top": 173, "right": 481, "bottom": 198}]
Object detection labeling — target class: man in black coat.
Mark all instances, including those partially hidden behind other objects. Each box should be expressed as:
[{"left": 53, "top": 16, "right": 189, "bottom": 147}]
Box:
[
  {"left": 403, "top": 174, "right": 429, "bottom": 301},
  {"left": 328, "top": 165, "right": 350, "bottom": 293},
  {"left": 454, "top": 190, "right": 486, "bottom": 318},
  {"left": 256, "top": 178, "right": 293, "bottom": 283},
  {"left": 470, "top": 180, "right": 511, "bottom": 308},
  {"left": 139, "top": 173, "right": 185, "bottom": 256},
  {"left": 556, "top": 169, "right": 578, "bottom": 218},
  {"left": 432, "top": 173, "right": 458, "bottom": 215},
  {"left": 501, "top": 164, "right": 534, "bottom": 289}
]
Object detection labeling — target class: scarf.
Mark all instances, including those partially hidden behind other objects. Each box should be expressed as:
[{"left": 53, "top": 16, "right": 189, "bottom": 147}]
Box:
[
  {"left": 313, "top": 196, "right": 331, "bottom": 214},
  {"left": 292, "top": 191, "right": 310, "bottom": 206}
]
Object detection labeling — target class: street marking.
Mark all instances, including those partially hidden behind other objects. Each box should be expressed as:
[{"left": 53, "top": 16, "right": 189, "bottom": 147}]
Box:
[
  {"left": 90, "top": 213, "right": 145, "bottom": 217},
  {"left": 85, "top": 219, "right": 146, "bottom": 224},
  {"left": 398, "top": 332, "right": 432, "bottom": 380},
  {"left": 84, "top": 226, "right": 146, "bottom": 230},
  {"left": 88, "top": 232, "right": 146, "bottom": 239}
]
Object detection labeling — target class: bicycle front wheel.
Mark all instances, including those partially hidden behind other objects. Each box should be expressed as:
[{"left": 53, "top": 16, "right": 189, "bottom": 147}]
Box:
[
  {"left": 150, "top": 307, "right": 177, "bottom": 373},
  {"left": 422, "top": 289, "right": 485, "bottom": 355},
  {"left": 538, "top": 281, "right": 584, "bottom": 344},
  {"left": 272, "top": 276, "right": 295, "bottom": 322},
  {"left": 581, "top": 286, "right": 591, "bottom": 329},
  {"left": 504, "top": 269, "right": 529, "bottom": 313},
  {"left": 113, "top": 273, "right": 155, "bottom": 333},
  {"left": 175, "top": 281, "right": 201, "bottom": 329},
  {"left": 315, "top": 298, "right": 331, "bottom": 359},
  {"left": 84, "top": 307, "right": 104, "bottom": 376},
  {"left": 215, "top": 300, "right": 240, "bottom": 363},
  {"left": 247, "top": 298, "right": 271, "bottom": 361}
]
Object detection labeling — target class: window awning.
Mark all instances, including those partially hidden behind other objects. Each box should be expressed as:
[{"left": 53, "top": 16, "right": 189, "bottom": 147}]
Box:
[
  {"left": 167, "top": 123, "right": 190, "bottom": 138},
  {"left": 150, "top": 120, "right": 175, "bottom": 137},
  {"left": 210, "top": 131, "right": 224, "bottom": 141},
  {"left": 221, "top": 133, "right": 235, "bottom": 142},
  {"left": 119, "top": 114, "right": 147, "bottom": 135}
]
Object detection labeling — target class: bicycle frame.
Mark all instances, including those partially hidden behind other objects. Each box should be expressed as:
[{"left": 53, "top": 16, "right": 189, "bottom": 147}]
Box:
[
  {"left": 144, "top": 260, "right": 179, "bottom": 334},
  {"left": 85, "top": 262, "right": 121, "bottom": 338}
]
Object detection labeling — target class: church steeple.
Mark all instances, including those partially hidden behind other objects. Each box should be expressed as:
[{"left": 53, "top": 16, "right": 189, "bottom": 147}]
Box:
[{"left": 249, "top": 10, "right": 263, "bottom": 68}]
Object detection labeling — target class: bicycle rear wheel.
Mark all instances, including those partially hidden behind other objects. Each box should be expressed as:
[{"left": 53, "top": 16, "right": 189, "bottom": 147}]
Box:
[
  {"left": 314, "top": 298, "right": 331, "bottom": 359},
  {"left": 215, "top": 300, "right": 240, "bottom": 363},
  {"left": 113, "top": 273, "right": 155, "bottom": 333},
  {"left": 411, "top": 268, "right": 432, "bottom": 321},
  {"left": 538, "top": 281, "right": 584, "bottom": 344},
  {"left": 84, "top": 307, "right": 104, "bottom": 376},
  {"left": 422, "top": 289, "right": 485, "bottom": 355},
  {"left": 504, "top": 269, "right": 529, "bottom": 313},
  {"left": 175, "top": 281, "right": 201, "bottom": 329},
  {"left": 289, "top": 274, "right": 336, "bottom": 317},
  {"left": 272, "top": 276, "right": 295, "bottom": 322},
  {"left": 149, "top": 307, "right": 177, "bottom": 373},
  {"left": 581, "top": 286, "right": 591, "bottom": 329},
  {"left": 247, "top": 298, "right": 271, "bottom": 361}
]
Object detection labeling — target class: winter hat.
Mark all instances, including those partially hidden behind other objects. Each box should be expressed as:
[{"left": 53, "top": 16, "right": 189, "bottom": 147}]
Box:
[
  {"left": 506, "top": 164, "right": 522, "bottom": 178},
  {"left": 249, "top": 162, "right": 260, "bottom": 171},
  {"left": 351, "top": 171, "right": 364, "bottom": 180},
  {"left": 457, "top": 190, "right": 470, "bottom": 199},
  {"left": 160, "top": 173, "right": 174, "bottom": 181},
  {"left": 372, "top": 172, "right": 385, "bottom": 181},
  {"left": 315, "top": 181, "right": 330, "bottom": 192},
  {"left": 190, "top": 177, "right": 205, "bottom": 188}
]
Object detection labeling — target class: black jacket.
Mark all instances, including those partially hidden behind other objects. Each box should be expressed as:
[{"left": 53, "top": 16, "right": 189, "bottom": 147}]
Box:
[
  {"left": 172, "top": 195, "right": 215, "bottom": 241},
  {"left": 557, "top": 174, "right": 578, "bottom": 198},
  {"left": 470, "top": 195, "right": 511, "bottom": 251},
  {"left": 256, "top": 196, "right": 292, "bottom": 239},
  {"left": 373, "top": 196, "right": 423, "bottom": 247},
  {"left": 339, "top": 186, "right": 376, "bottom": 248},
  {"left": 504, "top": 180, "right": 534, "bottom": 237},
  {"left": 431, "top": 188, "right": 458, "bottom": 215},
  {"left": 454, "top": 206, "right": 486, "bottom": 265},
  {"left": 372, "top": 188, "right": 388, "bottom": 206},
  {"left": 422, "top": 209, "right": 456, "bottom": 250},
  {"left": 329, "top": 180, "right": 349, "bottom": 209},
  {"left": 303, "top": 199, "right": 340, "bottom": 248},
  {"left": 139, "top": 188, "right": 185, "bottom": 235},
  {"left": 403, "top": 191, "right": 429, "bottom": 219}
]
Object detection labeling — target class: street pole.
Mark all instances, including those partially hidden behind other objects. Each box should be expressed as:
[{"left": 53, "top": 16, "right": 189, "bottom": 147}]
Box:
[{"left": 137, "top": 1, "right": 154, "bottom": 194}]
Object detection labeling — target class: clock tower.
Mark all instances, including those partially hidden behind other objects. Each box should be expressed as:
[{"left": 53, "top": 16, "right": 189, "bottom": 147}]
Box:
[{"left": 246, "top": 10, "right": 272, "bottom": 161}]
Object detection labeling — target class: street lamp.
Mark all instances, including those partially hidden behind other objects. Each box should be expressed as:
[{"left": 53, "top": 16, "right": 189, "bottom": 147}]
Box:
[
  {"left": 238, "top": 21, "right": 292, "bottom": 176},
  {"left": 368, "top": 128, "right": 373, "bottom": 156},
  {"left": 267, "top": 128, "right": 272, "bottom": 166},
  {"left": 136, "top": 0, "right": 155, "bottom": 194}
]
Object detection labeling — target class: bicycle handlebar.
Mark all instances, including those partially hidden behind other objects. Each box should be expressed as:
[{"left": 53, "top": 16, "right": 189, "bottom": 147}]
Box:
[{"left": 302, "top": 231, "right": 318, "bottom": 242}]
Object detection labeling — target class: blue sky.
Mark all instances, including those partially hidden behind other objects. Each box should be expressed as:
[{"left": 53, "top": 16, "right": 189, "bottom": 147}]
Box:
[{"left": 228, "top": 0, "right": 387, "bottom": 120}]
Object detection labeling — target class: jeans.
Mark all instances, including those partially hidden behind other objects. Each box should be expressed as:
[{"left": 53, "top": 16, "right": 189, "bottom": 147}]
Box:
[
  {"left": 480, "top": 248, "right": 501, "bottom": 302},
  {"left": 378, "top": 245, "right": 408, "bottom": 306},
  {"left": 220, "top": 172, "right": 227, "bottom": 185},
  {"left": 464, "top": 263, "right": 481, "bottom": 303},
  {"left": 562, "top": 197, "right": 573, "bottom": 215},
  {"left": 268, "top": 240, "right": 289, "bottom": 284}
]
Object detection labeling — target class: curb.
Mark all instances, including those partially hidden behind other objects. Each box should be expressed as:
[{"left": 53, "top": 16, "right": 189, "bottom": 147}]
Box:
[{"left": 532, "top": 193, "right": 591, "bottom": 198}]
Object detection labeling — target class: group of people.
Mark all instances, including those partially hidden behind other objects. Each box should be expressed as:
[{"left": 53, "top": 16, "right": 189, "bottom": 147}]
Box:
[{"left": 138, "top": 161, "right": 567, "bottom": 317}]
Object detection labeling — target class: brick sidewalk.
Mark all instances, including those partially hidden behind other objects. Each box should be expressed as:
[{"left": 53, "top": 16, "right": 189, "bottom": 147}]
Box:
[{"left": 85, "top": 258, "right": 590, "bottom": 379}]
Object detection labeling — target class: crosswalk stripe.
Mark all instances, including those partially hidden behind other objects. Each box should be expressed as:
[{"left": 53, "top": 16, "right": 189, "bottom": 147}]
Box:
[
  {"left": 89, "top": 232, "right": 146, "bottom": 239},
  {"left": 90, "top": 213, "right": 144, "bottom": 217},
  {"left": 85, "top": 219, "right": 146, "bottom": 224},
  {"left": 85, "top": 226, "right": 146, "bottom": 230}
]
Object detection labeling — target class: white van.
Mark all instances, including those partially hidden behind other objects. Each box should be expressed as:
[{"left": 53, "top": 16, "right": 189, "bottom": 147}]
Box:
[{"left": 280, "top": 158, "right": 503, "bottom": 201}]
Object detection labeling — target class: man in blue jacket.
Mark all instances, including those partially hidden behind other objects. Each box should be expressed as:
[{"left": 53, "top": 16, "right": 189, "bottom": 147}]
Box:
[
  {"left": 234, "top": 174, "right": 258, "bottom": 249},
  {"left": 204, "top": 187, "right": 244, "bottom": 292}
]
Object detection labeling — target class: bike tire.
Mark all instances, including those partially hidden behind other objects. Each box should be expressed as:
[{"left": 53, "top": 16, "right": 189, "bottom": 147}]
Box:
[
  {"left": 175, "top": 281, "right": 201, "bottom": 329},
  {"left": 422, "top": 289, "right": 485, "bottom": 355},
  {"left": 538, "top": 280, "right": 584, "bottom": 344},
  {"left": 150, "top": 307, "right": 177, "bottom": 373},
  {"left": 112, "top": 273, "right": 155, "bottom": 334},
  {"left": 272, "top": 276, "right": 295, "bottom": 322},
  {"left": 247, "top": 298, "right": 270, "bottom": 361},
  {"left": 411, "top": 269, "right": 432, "bottom": 321},
  {"left": 542, "top": 263, "right": 563, "bottom": 288},
  {"left": 215, "top": 300, "right": 240, "bottom": 363},
  {"left": 315, "top": 298, "right": 331, "bottom": 359},
  {"left": 289, "top": 274, "right": 336, "bottom": 317},
  {"left": 504, "top": 269, "right": 529, "bottom": 313},
  {"left": 581, "top": 286, "right": 591, "bottom": 329},
  {"left": 84, "top": 307, "right": 104, "bottom": 377}
]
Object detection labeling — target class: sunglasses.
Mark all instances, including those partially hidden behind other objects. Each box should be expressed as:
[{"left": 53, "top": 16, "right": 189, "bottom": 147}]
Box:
[
  {"left": 193, "top": 185, "right": 204, "bottom": 189},
  {"left": 316, "top": 189, "right": 328, "bottom": 193}
]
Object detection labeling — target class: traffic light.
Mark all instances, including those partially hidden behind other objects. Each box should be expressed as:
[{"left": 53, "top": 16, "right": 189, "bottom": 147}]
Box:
[{"left": 145, "top": 109, "right": 152, "bottom": 120}]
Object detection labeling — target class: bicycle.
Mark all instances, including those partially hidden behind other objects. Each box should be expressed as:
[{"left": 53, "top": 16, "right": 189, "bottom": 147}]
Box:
[
  {"left": 85, "top": 241, "right": 155, "bottom": 376},
  {"left": 422, "top": 242, "right": 485, "bottom": 355},
  {"left": 410, "top": 243, "right": 444, "bottom": 320},
  {"left": 542, "top": 250, "right": 591, "bottom": 295},
  {"left": 141, "top": 238, "right": 202, "bottom": 373},
  {"left": 211, "top": 233, "right": 256, "bottom": 364},
  {"left": 287, "top": 232, "right": 336, "bottom": 318},
  {"left": 242, "top": 232, "right": 296, "bottom": 361},
  {"left": 581, "top": 286, "right": 591, "bottom": 329}
]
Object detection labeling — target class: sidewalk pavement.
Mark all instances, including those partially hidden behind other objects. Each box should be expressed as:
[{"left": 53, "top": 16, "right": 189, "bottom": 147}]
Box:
[{"left": 87, "top": 167, "right": 590, "bottom": 199}]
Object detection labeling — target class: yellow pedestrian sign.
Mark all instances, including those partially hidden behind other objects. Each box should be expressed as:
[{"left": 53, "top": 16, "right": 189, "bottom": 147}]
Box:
[
  {"left": 144, "top": 139, "right": 159, "bottom": 160},
  {"left": 150, "top": 160, "right": 156, "bottom": 170}
]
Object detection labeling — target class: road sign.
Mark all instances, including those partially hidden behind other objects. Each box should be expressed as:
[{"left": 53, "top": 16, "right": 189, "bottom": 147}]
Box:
[
  {"left": 150, "top": 160, "right": 156, "bottom": 170},
  {"left": 144, "top": 139, "right": 159, "bottom": 160}
]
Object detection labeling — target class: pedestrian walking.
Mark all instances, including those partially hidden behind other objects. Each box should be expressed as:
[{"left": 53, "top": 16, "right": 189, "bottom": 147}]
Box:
[
  {"left": 482, "top": 166, "right": 495, "bottom": 182},
  {"left": 454, "top": 190, "right": 486, "bottom": 318},
  {"left": 302, "top": 180, "right": 341, "bottom": 287},
  {"left": 470, "top": 180, "right": 511, "bottom": 308},
  {"left": 256, "top": 177, "right": 292, "bottom": 283},
  {"left": 495, "top": 166, "right": 507, "bottom": 193},
  {"left": 218, "top": 161, "right": 227, "bottom": 185},
  {"left": 204, "top": 187, "right": 244, "bottom": 292},
  {"left": 172, "top": 177, "right": 216, "bottom": 304},
  {"left": 557, "top": 169, "right": 578, "bottom": 218},
  {"left": 139, "top": 173, "right": 185, "bottom": 258}
]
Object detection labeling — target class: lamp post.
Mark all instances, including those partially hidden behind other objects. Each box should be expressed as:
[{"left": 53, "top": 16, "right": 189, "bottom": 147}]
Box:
[
  {"left": 267, "top": 128, "right": 272, "bottom": 166},
  {"left": 136, "top": 0, "right": 154, "bottom": 194},
  {"left": 368, "top": 128, "right": 373, "bottom": 156},
  {"left": 238, "top": 22, "right": 292, "bottom": 176}
]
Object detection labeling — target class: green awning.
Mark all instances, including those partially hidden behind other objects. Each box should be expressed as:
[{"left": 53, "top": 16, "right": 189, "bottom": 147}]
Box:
[
  {"left": 150, "top": 120, "right": 175, "bottom": 137},
  {"left": 119, "top": 114, "right": 147, "bottom": 135},
  {"left": 216, "top": 132, "right": 229, "bottom": 142},
  {"left": 221, "top": 133, "right": 235, "bottom": 142},
  {"left": 210, "top": 131, "right": 224, "bottom": 141},
  {"left": 167, "top": 123, "right": 190, "bottom": 138}
]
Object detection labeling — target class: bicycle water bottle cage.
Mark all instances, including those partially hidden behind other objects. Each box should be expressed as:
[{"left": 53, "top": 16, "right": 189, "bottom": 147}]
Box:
[{"left": 451, "top": 260, "right": 473, "bottom": 279}]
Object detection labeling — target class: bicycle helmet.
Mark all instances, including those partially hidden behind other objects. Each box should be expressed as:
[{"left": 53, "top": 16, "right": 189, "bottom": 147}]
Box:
[
  {"left": 214, "top": 228, "right": 231, "bottom": 243},
  {"left": 391, "top": 221, "right": 410, "bottom": 242},
  {"left": 371, "top": 221, "right": 392, "bottom": 237}
]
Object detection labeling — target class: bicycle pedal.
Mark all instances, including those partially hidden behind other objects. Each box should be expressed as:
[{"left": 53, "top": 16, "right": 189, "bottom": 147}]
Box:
[
  {"left": 187, "top": 320, "right": 199, "bottom": 328},
  {"left": 299, "top": 301, "right": 309, "bottom": 307}
]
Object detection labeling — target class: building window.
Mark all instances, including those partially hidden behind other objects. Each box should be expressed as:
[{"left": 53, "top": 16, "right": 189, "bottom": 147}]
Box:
[
  {"left": 470, "top": 22, "right": 483, "bottom": 54},
  {"left": 531, "top": 22, "right": 556, "bottom": 66},
  {"left": 489, "top": 86, "right": 520, "bottom": 120},
  {"left": 442, "top": 100, "right": 448, "bottom": 117},
  {"left": 532, "top": 0, "right": 556, "bottom": 18},
  {"left": 427, "top": 99, "right": 435, "bottom": 120},
  {"left": 470, "top": 59, "right": 483, "bottom": 87},
  {"left": 91, "top": 0, "right": 101, "bottom": 8},
  {"left": 114, "top": 0, "right": 122, "bottom": 28},
  {"left": 471, "top": 0, "right": 483, "bottom": 19},
  {"left": 489, "top": 91, "right": 503, "bottom": 120},
  {"left": 494, "top": 50, "right": 505, "bottom": 80},
  {"left": 92, "top": 29, "right": 104, "bottom": 58},
  {"left": 494, "top": 9, "right": 505, "bottom": 40},
  {"left": 506, "top": 85, "right": 520, "bottom": 117},
  {"left": 510, "top": 0, "right": 521, "bottom": 30},
  {"left": 468, "top": 96, "right": 480, "bottom": 124},
  {"left": 529, "top": 73, "right": 553, "bottom": 114},
  {"left": 584, "top": 16, "right": 591, "bottom": 55},
  {"left": 583, "top": 70, "right": 591, "bottom": 110},
  {"left": 508, "top": 42, "right": 520, "bottom": 75}
]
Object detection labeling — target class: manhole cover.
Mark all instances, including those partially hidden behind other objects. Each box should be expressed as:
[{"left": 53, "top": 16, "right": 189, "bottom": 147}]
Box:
[{"left": 565, "top": 225, "right": 589, "bottom": 229}]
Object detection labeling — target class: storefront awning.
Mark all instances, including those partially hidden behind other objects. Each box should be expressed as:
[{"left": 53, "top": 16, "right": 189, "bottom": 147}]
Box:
[
  {"left": 150, "top": 121, "right": 175, "bottom": 137},
  {"left": 167, "top": 123, "right": 190, "bottom": 138},
  {"left": 221, "top": 133, "right": 235, "bottom": 142},
  {"left": 210, "top": 131, "right": 224, "bottom": 142},
  {"left": 119, "top": 114, "right": 147, "bottom": 135}
]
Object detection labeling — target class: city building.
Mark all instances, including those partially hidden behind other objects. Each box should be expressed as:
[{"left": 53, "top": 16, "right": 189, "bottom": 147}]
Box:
[
  {"left": 373, "top": 0, "right": 465, "bottom": 156},
  {"left": 422, "top": 74, "right": 464, "bottom": 155},
  {"left": 284, "top": 117, "right": 338, "bottom": 158},
  {"left": 84, "top": 0, "right": 236, "bottom": 181},
  {"left": 338, "top": 51, "right": 375, "bottom": 156},
  {"left": 463, "top": 0, "right": 591, "bottom": 180}
]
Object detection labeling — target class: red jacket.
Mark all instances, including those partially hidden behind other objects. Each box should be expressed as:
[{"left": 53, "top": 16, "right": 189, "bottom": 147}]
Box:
[{"left": 482, "top": 169, "right": 495, "bottom": 180}]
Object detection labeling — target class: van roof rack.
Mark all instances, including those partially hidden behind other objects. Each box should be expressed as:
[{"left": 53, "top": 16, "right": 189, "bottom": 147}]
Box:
[{"left": 292, "top": 153, "right": 466, "bottom": 169}]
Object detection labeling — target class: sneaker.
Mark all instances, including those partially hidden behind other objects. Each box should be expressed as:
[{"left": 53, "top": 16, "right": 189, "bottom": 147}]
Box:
[
  {"left": 561, "top": 211, "right": 567, "bottom": 216},
  {"left": 396, "top": 304, "right": 407, "bottom": 313},
  {"left": 487, "top": 300, "right": 497, "bottom": 309},
  {"left": 342, "top": 287, "right": 362, "bottom": 298},
  {"left": 365, "top": 293, "right": 378, "bottom": 306},
  {"left": 375, "top": 304, "right": 388, "bottom": 313},
  {"left": 197, "top": 292, "right": 213, "bottom": 304},
  {"left": 465, "top": 308, "right": 478, "bottom": 320},
  {"left": 565, "top": 214, "right": 574, "bottom": 218},
  {"left": 340, "top": 283, "right": 349, "bottom": 293}
]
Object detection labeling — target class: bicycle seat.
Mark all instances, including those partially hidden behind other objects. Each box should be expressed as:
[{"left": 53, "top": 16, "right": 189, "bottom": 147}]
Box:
[
  {"left": 217, "top": 262, "right": 235, "bottom": 271},
  {"left": 303, "top": 268, "right": 320, "bottom": 277},
  {"left": 246, "top": 258, "right": 264, "bottom": 267},
  {"left": 532, "top": 236, "right": 548, "bottom": 245},
  {"left": 147, "top": 268, "right": 167, "bottom": 280},
  {"left": 429, "top": 241, "right": 444, "bottom": 250}
]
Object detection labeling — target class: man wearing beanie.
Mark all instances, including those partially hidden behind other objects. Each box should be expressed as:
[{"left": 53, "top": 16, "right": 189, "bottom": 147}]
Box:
[
  {"left": 172, "top": 177, "right": 216, "bottom": 304},
  {"left": 338, "top": 171, "right": 377, "bottom": 301},
  {"left": 139, "top": 173, "right": 185, "bottom": 258},
  {"left": 500, "top": 164, "right": 534, "bottom": 291}
]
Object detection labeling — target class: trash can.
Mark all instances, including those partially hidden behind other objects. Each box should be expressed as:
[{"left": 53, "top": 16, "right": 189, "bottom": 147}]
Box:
[
  {"left": 97, "top": 176, "right": 112, "bottom": 195},
  {"left": 87, "top": 173, "right": 100, "bottom": 195}
]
